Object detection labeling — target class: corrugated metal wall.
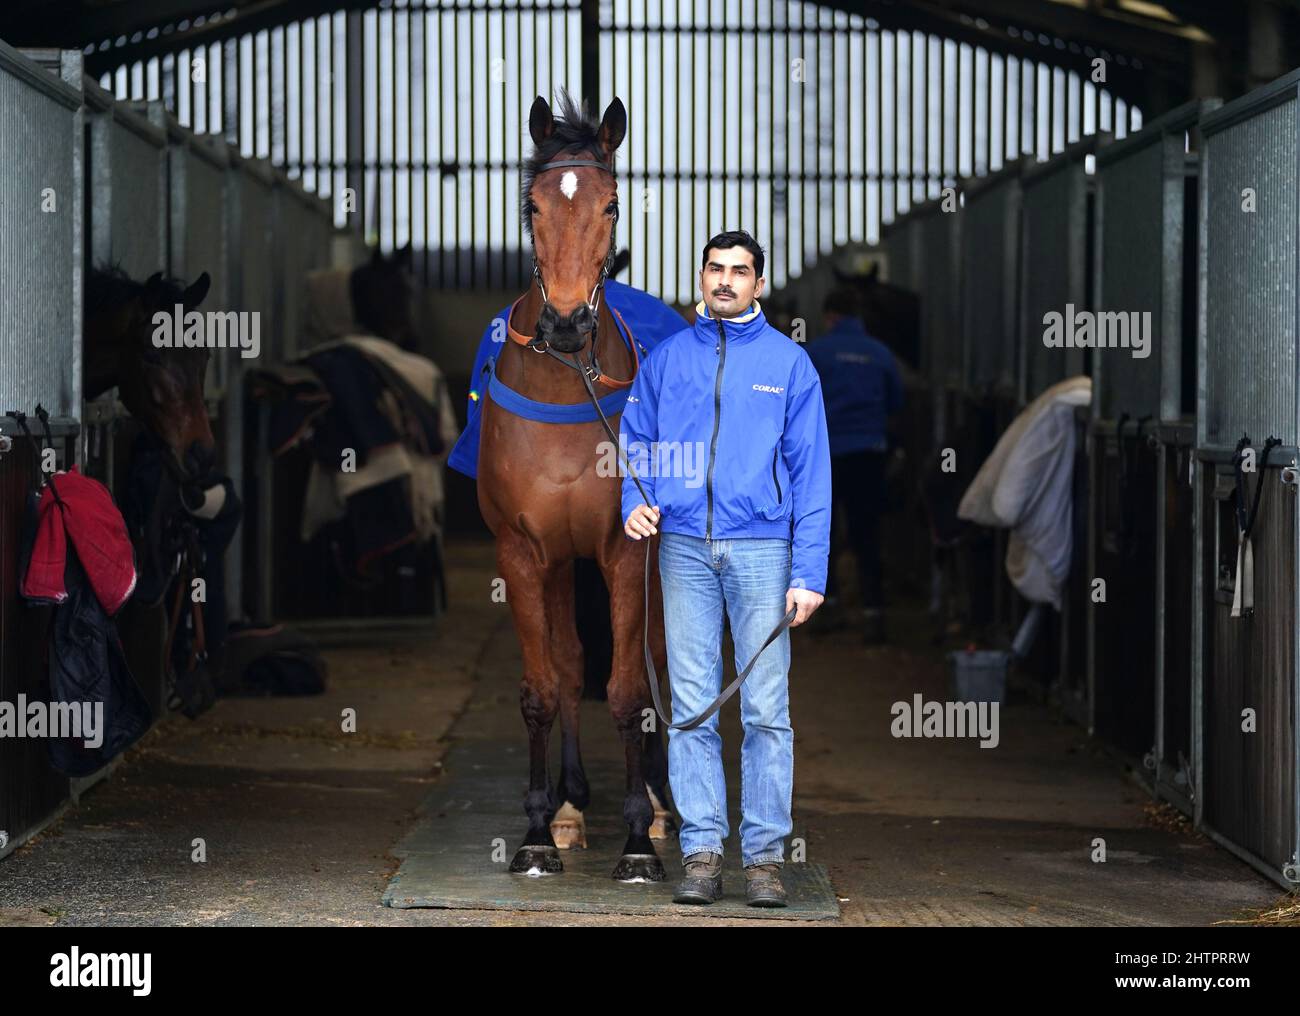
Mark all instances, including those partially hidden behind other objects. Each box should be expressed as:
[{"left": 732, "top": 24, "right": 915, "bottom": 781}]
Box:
[
  {"left": 1019, "top": 151, "right": 1091, "bottom": 404},
  {"left": 1096, "top": 137, "right": 1165, "bottom": 420},
  {"left": 0, "top": 43, "right": 83, "bottom": 423},
  {"left": 960, "top": 169, "right": 1019, "bottom": 395},
  {"left": 1200, "top": 97, "right": 1298, "bottom": 449}
]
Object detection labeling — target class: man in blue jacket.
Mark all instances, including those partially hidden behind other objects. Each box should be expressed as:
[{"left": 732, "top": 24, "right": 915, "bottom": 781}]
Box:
[
  {"left": 807, "top": 287, "right": 904, "bottom": 643},
  {"left": 621, "top": 230, "right": 832, "bottom": 907}
]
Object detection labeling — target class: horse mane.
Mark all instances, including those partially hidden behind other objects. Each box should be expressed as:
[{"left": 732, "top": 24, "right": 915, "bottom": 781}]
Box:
[{"left": 521, "top": 89, "right": 611, "bottom": 238}]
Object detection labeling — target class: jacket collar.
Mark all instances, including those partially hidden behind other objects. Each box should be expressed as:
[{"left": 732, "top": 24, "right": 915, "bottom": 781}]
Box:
[
  {"left": 824, "top": 315, "right": 867, "bottom": 338},
  {"left": 693, "top": 299, "right": 767, "bottom": 344}
]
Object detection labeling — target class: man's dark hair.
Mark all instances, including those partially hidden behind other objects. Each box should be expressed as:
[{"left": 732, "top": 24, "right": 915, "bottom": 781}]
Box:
[
  {"left": 701, "top": 230, "right": 765, "bottom": 279},
  {"left": 823, "top": 286, "right": 862, "bottom": 318}
]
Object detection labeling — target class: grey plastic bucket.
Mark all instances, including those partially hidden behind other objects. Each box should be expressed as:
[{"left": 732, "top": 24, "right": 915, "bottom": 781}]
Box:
[{"left": 949, "top": 649, "right": 1010, "bottom": 704}]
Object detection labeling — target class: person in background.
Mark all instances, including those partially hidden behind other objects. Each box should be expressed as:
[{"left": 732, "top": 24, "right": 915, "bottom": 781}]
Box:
[{"left": 807, "top": 286, "right": 904, "bottom": 643}]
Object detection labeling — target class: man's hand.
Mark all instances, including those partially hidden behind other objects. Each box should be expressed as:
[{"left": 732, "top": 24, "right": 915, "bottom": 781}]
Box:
[
  {"left": 785, "top": 587, "right": 824, "bottom": 627},
  {"left": 624, "top": 504, "right": 661, "bottom": 540}
]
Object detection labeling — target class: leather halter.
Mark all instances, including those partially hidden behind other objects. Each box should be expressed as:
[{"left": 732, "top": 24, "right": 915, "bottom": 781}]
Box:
[
  {"left": 514, "top": 153, "right": 638, "bottom": 389},
  {"left": 504, "top": 294, "right": 640, "bottom": 390}
]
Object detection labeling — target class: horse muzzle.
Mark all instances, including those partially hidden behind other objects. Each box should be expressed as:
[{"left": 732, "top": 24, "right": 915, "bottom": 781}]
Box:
[{"left": 536, "top": 302, "right": 596, "bottom": 353}]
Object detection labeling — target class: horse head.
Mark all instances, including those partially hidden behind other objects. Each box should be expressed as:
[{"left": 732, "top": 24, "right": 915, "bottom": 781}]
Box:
[
  {"left": 351, "top": 244, "right": 419, "bottom": 351},
  {"left": 523, "top": 91, "right": 626, "bottom": 353},
  {"left": 85, "top": 265, "right": 215, "bottom": 479}
]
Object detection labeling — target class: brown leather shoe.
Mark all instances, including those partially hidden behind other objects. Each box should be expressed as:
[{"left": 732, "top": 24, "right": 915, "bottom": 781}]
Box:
[
  {"left": 744, "top": 862, "right": 788, "bottom": 907},
  {"left": 673, "top": 851, "right": 723, "bottom": 904}
]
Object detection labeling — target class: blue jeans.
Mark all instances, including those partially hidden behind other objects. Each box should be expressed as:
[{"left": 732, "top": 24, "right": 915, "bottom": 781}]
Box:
[{"left": 658, "top": 531, "right": 793, "bottom": 867}]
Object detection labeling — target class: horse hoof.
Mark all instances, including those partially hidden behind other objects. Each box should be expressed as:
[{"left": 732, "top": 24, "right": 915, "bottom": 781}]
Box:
[
  {"left": 550, "top": 802, "right": 587, "bottom": 849},
  {"left": 509, "top": 845, "right": 563, "bottom": 877},
  {"left": 612, "top": 853, "right": 666, "bottom": 883}
]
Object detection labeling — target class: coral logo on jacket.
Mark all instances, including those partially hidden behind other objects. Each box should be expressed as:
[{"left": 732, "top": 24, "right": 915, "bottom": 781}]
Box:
[{"left": 752, "top": 384, "right": 785, "bottom": 394}]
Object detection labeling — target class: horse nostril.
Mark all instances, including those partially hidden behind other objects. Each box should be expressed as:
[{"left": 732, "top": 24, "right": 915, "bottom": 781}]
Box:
[{"left": 187, "top": 439, "right": 215, "bottom": 476}]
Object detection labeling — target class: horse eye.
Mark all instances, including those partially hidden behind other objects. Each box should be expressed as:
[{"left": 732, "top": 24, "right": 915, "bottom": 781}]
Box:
[
  {"left": 606, "top": 202, "right": 619, "bottom": 217},
  {"left": 527, "top": 200, "right": 540, "bottom": 215}
]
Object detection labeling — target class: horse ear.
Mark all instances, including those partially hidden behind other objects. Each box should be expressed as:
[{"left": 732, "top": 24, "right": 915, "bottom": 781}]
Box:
[
  {"left": 370, "top": 245, "right": 384, "bottom": 266},
  {"left": 598, "top": 97, "right": 627, "bottom": 155},
  {"left": 395, "top": 243, "right": 413, "bottom": 271},
  {"left": 144, "top": 271, "right": 165, "bottom": 295},
  {"left": 182, "top": 271, "right": 210, "bottom": 310},
  {"left": 867, "top": 262, "right": 880, "bottom": 282},
  {"left": 529, "top": 96, "right": 554, "bottom": 146}
]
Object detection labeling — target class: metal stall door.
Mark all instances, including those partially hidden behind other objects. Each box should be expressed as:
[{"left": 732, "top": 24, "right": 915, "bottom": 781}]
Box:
[
  {"left": 148, "top": 104, "right": 231, "bottom": 401},
  {"left": 1019, "top": 140, "right": 1104, "bottom": 724},
  {"left": 878, "top": 217, "right": 930, "bottom": 600},
  {"left": 83, "top": 79, "right": 168, "bottom": 488},
  {"left": 1019, "top": 142, "right": 1099, "bottom": 406},
  {"left": 1090, "top": 108, "right": 1191, "bottom": 777},
  {"left": 0, "top": 44, "right": 84, "bottom": 856},
  {"left": 223, "top": 153, "right": 276, "bottom": 626},
  {"left": 247, "top": 177, "right": 332, "bottom": 623},
  {"left": 1094, "top": 100, "right": 1218, "bottom": 808},
  {"left": 1195, "top": 73, "right": 1300, "bottom": 888},
  {"left": 79, "top": 77, "right": 173, "bottom": 747},
  {"left": 957, "top": 166, "right": 1021, "bottom": 644},
  {"left": 918, "top": 204, "right": 961, "bottom": 446}
]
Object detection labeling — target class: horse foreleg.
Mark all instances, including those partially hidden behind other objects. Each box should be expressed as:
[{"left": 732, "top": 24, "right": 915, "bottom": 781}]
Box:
[
  {"left": 548, "top": 560, "right": 590, "bottom": 849},
  {"left": 603, "top": 549, "right": 666, "bottom": 883},
  {"left": 499, "top": 533, "right": 563, "bottom": 876}
]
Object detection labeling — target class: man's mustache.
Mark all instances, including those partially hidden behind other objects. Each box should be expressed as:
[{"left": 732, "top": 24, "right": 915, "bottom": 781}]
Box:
[{"left": 713, "top": 288, "right": 735, "bottom": 297}]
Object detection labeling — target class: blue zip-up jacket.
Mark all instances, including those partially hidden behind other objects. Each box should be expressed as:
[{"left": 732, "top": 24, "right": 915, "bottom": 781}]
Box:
[
  {"left": 619, "top": 300, "right": 833, "bottom": 596},
  {"left": 806, "top": 316, "right": 904, "bottom": 456}
]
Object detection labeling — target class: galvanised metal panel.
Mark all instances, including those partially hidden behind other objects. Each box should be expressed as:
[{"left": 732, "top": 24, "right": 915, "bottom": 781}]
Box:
[
  {"left": 222, "top": 152, "right": 275, "bottom": 622},
  {"left": 0, "top": 45, "right": 83, "bottom": 427},
  {"left": 85, "top": 79, "right": 166, "bottom": 280},
  {"left": 1020, "top": 152, "right": 1090, "bottom": 405},
  {"left": 1096, "top": 101, "right": 1221, "bottom": 424},
  {"left": 918, "top": 205, "right": 961, "bottom": 393},
  {"left": 1200, "top": 94, "right": 1299, "bottom": 449},
  {"left": 960, "top": 167, "right": 1020, "bottom": 396},
  {"left": 143, "top": 103, "right": 231, "bottom": 398},
  {"left": 1096, "top": 140, "right": 1165, "bottom": 420},
  {"left": 883, "top": 217, "right": 920, "bottom": 294},
  {"left": 274, "top": 178, "right": 334, "bottom": 361}
]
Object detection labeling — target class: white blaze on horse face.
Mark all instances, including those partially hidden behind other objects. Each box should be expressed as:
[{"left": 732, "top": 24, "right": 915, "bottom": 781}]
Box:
[{"left": 559, "top": 170, "right": 579, "bottom": 201}]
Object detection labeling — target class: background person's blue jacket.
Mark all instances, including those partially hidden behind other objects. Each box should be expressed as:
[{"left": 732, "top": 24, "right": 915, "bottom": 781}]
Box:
[
  {"left": 620, "top": 301, "right": 833, "bottom": 596},
  {"left": 806, "top": 315, "right": 904, "bottom": 456}
]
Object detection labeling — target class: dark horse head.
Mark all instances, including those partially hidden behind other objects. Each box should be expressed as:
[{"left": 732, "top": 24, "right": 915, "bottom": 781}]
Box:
[
  {"left": 85, "top": 266, "right": 213, "bottom": 478},
  {"left": 350, "top": 244, "right": 419, "bottom": 351},
  {"left": 832, "top": 263, "right": 921, "bottom": 371},
  {"left": 523, "top": 91, "right": 626, "bottom": 353}
]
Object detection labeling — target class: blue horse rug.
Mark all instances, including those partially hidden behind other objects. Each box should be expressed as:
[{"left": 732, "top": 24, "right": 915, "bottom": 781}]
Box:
[{"left": 447, "top": 279, "right": 688, "bottom": 479}]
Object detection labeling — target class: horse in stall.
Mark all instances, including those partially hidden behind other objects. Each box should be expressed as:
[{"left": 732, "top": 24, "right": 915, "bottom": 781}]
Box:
[
  {"left": 477, "top": 93, "right": 672, "bottom": 881},
  {"left": 84, "top": 266, "right": 215, "bottom": 479}
]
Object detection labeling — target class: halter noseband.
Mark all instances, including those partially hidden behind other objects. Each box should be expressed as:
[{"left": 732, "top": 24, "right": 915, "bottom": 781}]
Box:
[{"left": 526, "top": 156, "right": 620, "bottom": 340}]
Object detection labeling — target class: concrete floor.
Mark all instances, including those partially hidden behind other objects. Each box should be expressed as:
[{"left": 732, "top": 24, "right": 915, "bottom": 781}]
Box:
[{"left": 0, "top": 536, "right": 1286, "bottom": 926}]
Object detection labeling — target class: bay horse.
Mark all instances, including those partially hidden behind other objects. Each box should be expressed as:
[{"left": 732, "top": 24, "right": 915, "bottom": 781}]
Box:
[
  {"left": 478, "top": 93, "right": 672, "bottom": 881},
  {"left": 84, "top": 265, "right": 215, "bottom": 479}
]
